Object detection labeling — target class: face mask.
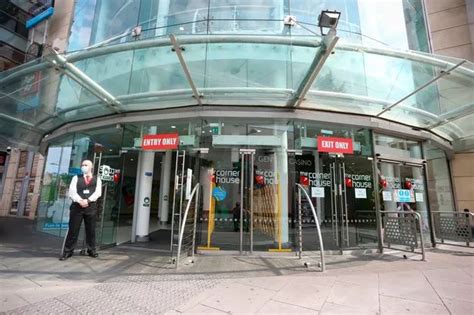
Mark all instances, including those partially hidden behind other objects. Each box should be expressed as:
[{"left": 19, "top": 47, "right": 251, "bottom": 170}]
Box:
[{"left": 81, "top": 166, "right": 89, "bottom": 174}]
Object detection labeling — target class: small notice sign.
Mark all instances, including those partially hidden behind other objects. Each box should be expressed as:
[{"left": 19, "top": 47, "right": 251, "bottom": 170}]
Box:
[
  {"left": 311, "top": 187, "right": 325, "bottom": 198},
  {"left": 355, "top": 188, "right": 367, "bottom": 199},
  {"left": 415, "top": 192, "right": 424, "bottom": 202},
  {"left": 382, "top": 191, "right": 392, "bottom": 201},
  {"left": 142, "top": 133, "right": 179, "bottom": 150},
  {"left": 317, "top": 136, "right": 354, "bottom": 154}
]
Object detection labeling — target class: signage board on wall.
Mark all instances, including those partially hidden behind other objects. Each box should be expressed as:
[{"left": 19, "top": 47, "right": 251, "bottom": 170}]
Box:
[
  {"left": 317, "top": 136, "right": 354, "bottom": 154},
  {"left": 142, "top": 133, "right": 179, "bottom": 151}
]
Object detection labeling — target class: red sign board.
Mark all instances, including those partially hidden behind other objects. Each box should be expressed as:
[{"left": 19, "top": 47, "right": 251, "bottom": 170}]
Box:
[
  {"left": 317, "top": 136, "right": 353, "bottom": 154},
  {"left": 142, "top": 133, "right": 179, "bottom": 150}
]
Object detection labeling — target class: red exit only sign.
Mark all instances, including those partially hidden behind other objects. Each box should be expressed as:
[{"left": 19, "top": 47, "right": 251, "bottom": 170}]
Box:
[
  {"left": 317, "top": 136, "right": 353, "bottom": 154},
  {"left": 142, "top": 133, "right": 179, "bottom": 150}
]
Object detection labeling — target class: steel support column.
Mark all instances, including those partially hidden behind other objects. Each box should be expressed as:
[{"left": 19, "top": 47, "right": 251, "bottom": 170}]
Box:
[
  {"left": 287, "top": 31, "right": 339, "bottom": 107},
  {"left": 169, "top": 34, "right": 203, "bottom": 105},
  {"left": 376, "top": 60, "right": 466, "bottom": 117}
]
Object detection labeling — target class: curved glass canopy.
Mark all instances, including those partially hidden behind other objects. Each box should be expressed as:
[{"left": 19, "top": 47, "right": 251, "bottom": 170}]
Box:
[{"left": 0, "top": 34, "right": 473, "bottom": 151}]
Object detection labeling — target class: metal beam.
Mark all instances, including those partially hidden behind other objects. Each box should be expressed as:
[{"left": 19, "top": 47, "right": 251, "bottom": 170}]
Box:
[
  {"left": 428, "top": 102, "right": 474, "bottom": 129},
  {"left": 287, "top": 33, "right": 339, "bottom": 107},
  {"left": 47, "top": 51, "right": 122, "bottom": 114},
  {"left": 376, "top": 60, "right": 466, "bottom": 117},
  {"left": 0, "top": 113, "right": 38, "bottom": 129},
  {"left": 169, "top": 34, "right": 203, "bottom": 105}
]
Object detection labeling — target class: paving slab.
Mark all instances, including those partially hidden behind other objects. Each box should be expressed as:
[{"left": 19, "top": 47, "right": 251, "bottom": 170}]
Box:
[
  {"left": 325, "top": 282, "right": 379, "bottom": 312},
  {"left": 257, "top": 299, "right": 319, "bottom": 314},
  {"left": 379, "top": 295, "right": 449, "bottom": 314},
  {"left": 379, "top": 270, "right": 443, "bottom": 305},
  {"left": 443, "top": 297, "right": 474, "bottom": 315}
]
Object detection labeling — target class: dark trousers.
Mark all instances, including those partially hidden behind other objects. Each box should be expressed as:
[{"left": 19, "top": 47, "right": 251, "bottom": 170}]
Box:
[{"left": 64, "top": 203, "right": 97, "bottom": 254}]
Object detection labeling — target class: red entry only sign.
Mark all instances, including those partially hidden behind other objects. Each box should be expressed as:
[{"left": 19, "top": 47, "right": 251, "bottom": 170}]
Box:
[
  {"left": 142, "top": 133, "right": 179, "bottom": 150},
  {"left": 317, "top": 136, "right": 354, "bottom": 154}
]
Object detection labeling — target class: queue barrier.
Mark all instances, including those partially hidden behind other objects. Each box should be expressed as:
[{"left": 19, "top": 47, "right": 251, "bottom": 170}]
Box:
[
  {"left": 380, "top": 210, "right": 426, "bottom": 261},
  {"left": 431, "top": 211, "right": 473, "bottom": 247}
]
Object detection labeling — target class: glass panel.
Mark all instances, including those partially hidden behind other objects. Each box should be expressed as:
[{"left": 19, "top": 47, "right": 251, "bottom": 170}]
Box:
[
  {"left": 374, "top": 134, "right": 422, "bottom": 159},
  {"left": 209, "top": 0, "right": 285, "bottom": 35},
  {"left": 251, "top": 149, "right": 282, "bottom": 251},
  {"left": 116, "top": 151, "right": 138, "bottom": 244},
  {"left": 399, "top": 164, "right": 430, "bottom": 240},
  {"left": 0, "top": 67, "right": 64, "bottom": 126},
  {"left": 292, "top": 123, "right": 376, "bottom": 251},
  {"left": 90, "top": 0, "right": 141, "bottom": 45},
  {"left": 68, "top": 0, "right": 97, "bottom": 51},
  {"left": 96, "top": 154, "right": 123, "bottom": 247},
  {"left": 77, "top": 50, "right": 134, "bottom": 97},
  {"left": 307, "top": 49, "right": 449, "bottom": 118},
  {"left": 203, "top": 43, "right": 315, "bottom": 106},
  {"left": 36, "top": 136, "right": 73, "bottom": 238},
  {"left": 125, "top": 44, "right": 206, "bottom": 109},
  {"left": 377, "top": 161, "right": 430, "bottom": 246},
  {"left": 198, "top": 147, "right": 241, "bottom": 250},
  {"left": 424, "top": 144, "right": 455, "bottom": 213},
  {"left": 166, "top": 0, "right": 209, "bottom": 35}
]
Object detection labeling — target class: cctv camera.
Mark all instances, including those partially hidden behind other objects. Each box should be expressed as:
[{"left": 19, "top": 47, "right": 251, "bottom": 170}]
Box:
[{"left": 6, "top": 146, "right": 11, "bottom": 153}]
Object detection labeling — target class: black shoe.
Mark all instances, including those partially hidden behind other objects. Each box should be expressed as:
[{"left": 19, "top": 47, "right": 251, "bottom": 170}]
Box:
[
  {"left": 59, "top": 252, "right": 73, "bottom": 261},
  {"left": 87, "top": 250, "right": 98, "bottom": 258}
]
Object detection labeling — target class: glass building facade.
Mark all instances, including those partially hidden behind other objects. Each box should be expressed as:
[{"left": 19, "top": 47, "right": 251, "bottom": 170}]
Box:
[{"left": 1, "top": 0, "right": 473, "bottom": 253}]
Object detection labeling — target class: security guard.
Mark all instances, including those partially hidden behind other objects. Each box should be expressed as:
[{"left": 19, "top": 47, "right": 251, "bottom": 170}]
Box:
[{"left": 60, "top": 160, "right": 102, "bottom": 261}]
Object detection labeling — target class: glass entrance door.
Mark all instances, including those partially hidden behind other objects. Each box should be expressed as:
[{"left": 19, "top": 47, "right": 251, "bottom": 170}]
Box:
[
  {"left": 296, "top": 153, "right": 377, "bottom": 252},
  {"left": 198, "top": 147, "right": 285, "bottom": 253},
  {"left": 377, "top": 160, "right": 430, "bottom": 241}
]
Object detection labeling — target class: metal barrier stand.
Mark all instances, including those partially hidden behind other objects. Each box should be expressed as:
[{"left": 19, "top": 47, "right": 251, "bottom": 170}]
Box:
[
  {"left": 176, "top": 183, "right": 200, "bottom": 270},
  {"left": 296, "top": 183, "right": 325, "bottom": 272},
  {"left": 380, "top": 210, "right": 426, "bottom": 261},
  {"left": 431, "top": 211, "right": 473, "bottom": 247}
]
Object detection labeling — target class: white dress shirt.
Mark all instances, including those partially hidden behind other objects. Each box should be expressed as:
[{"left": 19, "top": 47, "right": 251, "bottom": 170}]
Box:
[{"left": 69, "top": 175, "right": 102, "bottom": 203}]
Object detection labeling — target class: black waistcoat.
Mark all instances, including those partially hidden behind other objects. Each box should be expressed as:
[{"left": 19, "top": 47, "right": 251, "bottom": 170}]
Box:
[{"left": 76, "top": 175, "right": 97, "bottom": 200}]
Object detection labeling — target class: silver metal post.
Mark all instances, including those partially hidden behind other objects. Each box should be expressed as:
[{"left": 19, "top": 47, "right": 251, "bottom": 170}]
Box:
[
  {"left": 296, "top": 183, "right": 325, "bottom": 272},
  {"left": 372, "top": 150, "right": 384, "bottom": 254},
  {"left": 250, "top": 152, "right": 254, "bottom": 254},
  {"left": 178, "top": 151, "right": 186, "bottom": 243},
  {"left": 191, "top": 185, "right": 200, "bottom": 259},
  {"left": 298, "top": 187, "right": 303, "bottom": 259},
  {"left": 240, "top": 153, "right": 245, "bottom": 254},
  {"left": 341, "top": 162, "right": 349, "bottom": 247},
  {"left": 330, "top": 162, "right": 339, "bottom": 246},
  {"left": 99, "top": 183, "right": 108, "bottom": 245},
  {"left": 170, "top": 150, "right": 180, "bottom": 252},
  {"left": 414, "top": 212, "right": 426, "bottom": 261}
]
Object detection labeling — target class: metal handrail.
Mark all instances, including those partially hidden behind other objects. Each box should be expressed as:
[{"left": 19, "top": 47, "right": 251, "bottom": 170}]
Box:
[
  {"left": 431, "top": 210, "right": 473, "bottom": 216},
  {"left": 176, "top": 183, "right": 200, "bottom": 270},
  {"left": 380, "top": 210, "right": 426, "bottom": 261},
  {"left": 296, "top": 183, "right": 325, "bottom": 272}
]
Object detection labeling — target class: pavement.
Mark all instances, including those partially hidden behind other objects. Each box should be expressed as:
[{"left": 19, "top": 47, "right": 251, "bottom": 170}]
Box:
[{"left": 0, "top": 217, "right": 473, "bottom": 314}]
